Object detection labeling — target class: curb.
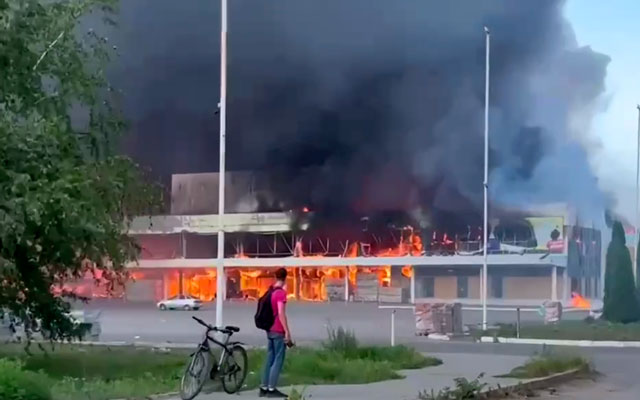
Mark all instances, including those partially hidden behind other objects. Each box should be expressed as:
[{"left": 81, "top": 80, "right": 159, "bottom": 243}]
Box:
[
  {"left": 484, "top": 367, "right": 585, "bottom": 398},
  {"left": 112, "top": 392, "right": 178, "bottom": 400},
  {"left": 78, "top": 340, "right": 198, "bottom": 349},
  {"left": 114, "top": 368, "right": 586, "bottom": 400},
  {"left": 144, "top": 392, "right": 179, "bottom": 400},
  {"left": 480, "top": 336, "right": 640, "bottom": 348},
  {"left": 29, "top": 339, "right": 199, "bottom": 349},
  {"left": 34, "top": 340, "right": 259, "bottom": 350}
]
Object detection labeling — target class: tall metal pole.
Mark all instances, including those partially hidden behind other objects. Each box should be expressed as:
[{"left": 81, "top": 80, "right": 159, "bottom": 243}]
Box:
[
  {"left": 635, "top": 105, "right": 640, "bottom": 282},
  {"left": 216, "top": 0, "right": 228, "bottom": 328},
  {"left": 482, "top": 27, "right": 491, "bottom": 331}
]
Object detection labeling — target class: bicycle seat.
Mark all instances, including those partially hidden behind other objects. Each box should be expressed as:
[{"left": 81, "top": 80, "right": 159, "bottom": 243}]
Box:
[{"left": 225, "top": 325, "right": 240, "bottom": 333}]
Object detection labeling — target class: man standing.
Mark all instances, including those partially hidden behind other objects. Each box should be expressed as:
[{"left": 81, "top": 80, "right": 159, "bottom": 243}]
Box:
[{"left": 260, "top": 268, "right": 292, "bottom": 398}]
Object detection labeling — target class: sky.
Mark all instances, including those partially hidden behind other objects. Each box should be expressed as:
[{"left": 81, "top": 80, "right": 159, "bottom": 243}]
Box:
[{"left": 566, "top": 0, "right": 640, "bottom": 222}]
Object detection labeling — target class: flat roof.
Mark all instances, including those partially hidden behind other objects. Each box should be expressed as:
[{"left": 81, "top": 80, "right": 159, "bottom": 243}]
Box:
[
  {"left": 128, "top": 212, "right": 305, "bottom": 234},
  {"left": 128, "top": 253, "right": 567, "bottom": 268}
]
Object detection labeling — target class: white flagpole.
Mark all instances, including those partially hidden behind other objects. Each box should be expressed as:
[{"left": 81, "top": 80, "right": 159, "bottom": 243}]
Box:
[
  {"left": 216, "top": 0, "right": 228, "bottom": 328},
  {"left": 482, "top": 26, "right": 491, "bottom": 331},
  {"left": 635, "top": 105, "right": 640, "bottom": 282}
]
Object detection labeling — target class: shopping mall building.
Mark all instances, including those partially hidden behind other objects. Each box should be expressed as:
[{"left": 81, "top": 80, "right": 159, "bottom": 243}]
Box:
[{"left": 67, "top": 172, "right": 605, "bottom": 304}]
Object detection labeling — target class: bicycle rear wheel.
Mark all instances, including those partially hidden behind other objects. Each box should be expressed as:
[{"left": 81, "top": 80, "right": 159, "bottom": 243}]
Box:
[
  {"left": 180, "top": 349, "right": 209, "bottom": 400},
  {"left": 221, "top": 345, "right": 248, "bottom": 394}
]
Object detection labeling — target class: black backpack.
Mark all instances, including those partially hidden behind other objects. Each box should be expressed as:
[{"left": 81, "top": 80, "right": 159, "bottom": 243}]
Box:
[{"left": 255, "top": 286, "right": 283, "bottom": 331}]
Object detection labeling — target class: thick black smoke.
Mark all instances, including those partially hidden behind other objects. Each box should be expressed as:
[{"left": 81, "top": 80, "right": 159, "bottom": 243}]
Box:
[{"left": 111, "top": 0, "right": 611, "bottom": 227}]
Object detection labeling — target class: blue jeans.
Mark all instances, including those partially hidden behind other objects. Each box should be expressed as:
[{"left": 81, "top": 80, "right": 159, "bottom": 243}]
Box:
[{"left": 261, "top": 331, "right": 286, "bottom": 389}]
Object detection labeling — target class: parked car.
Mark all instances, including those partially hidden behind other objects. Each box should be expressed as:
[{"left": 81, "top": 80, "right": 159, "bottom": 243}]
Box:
[{"left": 157, "top": 295, "right": 202, "bottom": 311}]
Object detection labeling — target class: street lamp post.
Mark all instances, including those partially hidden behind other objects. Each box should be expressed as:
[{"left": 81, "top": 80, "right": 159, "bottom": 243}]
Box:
[
  {"left": 216, "top": 0, "right": 228, "bottom": 329},
  {"left": 482, "top": 26, "right": 491, "bottom": 331},
  {"left": 635, "top": 105, "right": 640, "bottom": 281}
]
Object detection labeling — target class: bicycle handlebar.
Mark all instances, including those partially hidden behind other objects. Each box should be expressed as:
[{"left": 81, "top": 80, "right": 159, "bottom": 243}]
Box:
[
  {"left": 191, "top": 316, "right": 234, "bottom": 334},
  {"left": 192, "top": 316, "right": 213, "bottom": 330}
]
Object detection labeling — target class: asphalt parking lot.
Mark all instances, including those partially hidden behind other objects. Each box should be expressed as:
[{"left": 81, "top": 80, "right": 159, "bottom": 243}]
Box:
[{"left": 82, "top": 300, "right": 585, "bottom": 346}]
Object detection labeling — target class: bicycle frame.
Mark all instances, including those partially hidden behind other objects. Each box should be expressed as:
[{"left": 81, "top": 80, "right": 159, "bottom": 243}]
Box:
[{"left": 197, "top": 328, "right": 244, "bottom": 374}]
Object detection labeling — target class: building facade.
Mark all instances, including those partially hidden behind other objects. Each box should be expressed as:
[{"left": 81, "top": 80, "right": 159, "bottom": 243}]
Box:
[{"left": 65, "top": 172, "right": 602, "bottom": 305}]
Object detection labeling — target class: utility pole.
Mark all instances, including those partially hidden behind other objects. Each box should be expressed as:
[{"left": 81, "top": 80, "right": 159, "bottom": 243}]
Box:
[
  {"left": 482, "top": 26, "right": 491, "bottom": 331},
  {"left": 216, "top": 0, "right": 228, "bottom": 328},
  {"left": 635, "top": 105, "right": 640, "bottom": 282}
]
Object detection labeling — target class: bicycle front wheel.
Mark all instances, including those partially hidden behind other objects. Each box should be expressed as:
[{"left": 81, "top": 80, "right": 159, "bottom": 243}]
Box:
[
  {"left": 180, "top": 349, "right": 210, "bottom": 400},
  {"left": 221, "top": 345, "right": 248, "bottom": 394}
]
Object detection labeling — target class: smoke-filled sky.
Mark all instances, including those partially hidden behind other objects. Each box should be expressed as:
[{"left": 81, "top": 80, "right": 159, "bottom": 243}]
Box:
[
  {"left": 566, "top": 0, "right": 639, "bottom": 225},
  {"left": 109, "top": 0, "right": 614, "bottom": 224}
]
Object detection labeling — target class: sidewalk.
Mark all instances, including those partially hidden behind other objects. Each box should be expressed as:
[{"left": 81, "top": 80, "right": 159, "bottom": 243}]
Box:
[{"left": 180, "top": 353, "right": 529, "bottom": 400}]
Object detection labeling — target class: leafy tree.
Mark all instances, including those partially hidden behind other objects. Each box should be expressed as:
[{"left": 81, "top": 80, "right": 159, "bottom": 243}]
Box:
[
  {"left": 637, "top": 236, "right": 640, "bottom": 289},
  {"left": 602, "top": 221, "right": 640, "bottom": 323},
  {"left": 0, "top": 0, "right": 160, "bottom": 340}
]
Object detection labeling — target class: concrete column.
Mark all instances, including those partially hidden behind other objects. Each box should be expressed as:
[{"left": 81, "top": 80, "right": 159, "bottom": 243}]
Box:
[
  {"left": 181, "top": 231, "right": 187, "bottom": 258},
  {"left": 479, "top": 268, "right": 484, "bottom": 303},
  {"left": 344, "top": 267, "right": 349, "bottom": 302},
  {"left": 222, "top": 268, "right": 227, "bottom": 301},
  {"left": 410, "top": 268, "right": 416, "bottom": 304},
  {"left": 551, "top": 266, "right": 558, "bottom": 301},
  {"left": 562, "top": 267, "right": 569, "bottom": 301},
  {"left": 294, "top": 267, "right": 300, "bottom": 300},
  {"left": 163, "top": 273, "right": 168, "bottom": 299},
  {"left": 179, "top": 271, "right": 184, "bottom": 295}
]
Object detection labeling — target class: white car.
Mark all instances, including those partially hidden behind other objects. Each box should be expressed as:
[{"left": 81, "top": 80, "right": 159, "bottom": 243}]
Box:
[{"left": 157, "top": 295, "right": 202, "bottom": 311}]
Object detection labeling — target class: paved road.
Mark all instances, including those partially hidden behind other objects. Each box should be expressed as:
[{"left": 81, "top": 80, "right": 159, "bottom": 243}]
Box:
[
  {"left": 176, "top": 353, "right": 530, "bottom": 400},
  {"left": 79, "top": 301, "right": 639, "bottom": 399},
  {"left": 82, "top": 300, "right": 585, "bottom": 346},
  {"left": 533, "top": 378, "right": 636, "bottom": 400},
  {"left": 173, "top": 345, "right": 640, "bottom": 400},
  {"left": 405, "top": 341, "right": 640, "bottom": 400}
]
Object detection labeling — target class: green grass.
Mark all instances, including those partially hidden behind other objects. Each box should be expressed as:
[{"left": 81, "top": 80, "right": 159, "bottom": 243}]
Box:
[
  {"left": 502, "top": 355, "right": 589, "bottom": 379},
  {"left": 0, "top": 344, "right": 189, "bottom": 400},
  {"left": 475, "top": 320, "right": 640, "bottom": 341},
  {"left": 0, "top": 343, "right": 188, "bottom": 380},
  {"left": 245, "top": 345, "right": 441, "bottom": 389},
  {"left": 0, "top": 359, "right": 54, "bottom": 400},
  {"left": 0, "top": 338, "right": 440, "bottom": 400}
]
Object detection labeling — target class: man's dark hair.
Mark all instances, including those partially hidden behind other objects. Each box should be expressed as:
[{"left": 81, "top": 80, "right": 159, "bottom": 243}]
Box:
[{"left": 275, "top": 268, "right": 287, "bottom": 281}]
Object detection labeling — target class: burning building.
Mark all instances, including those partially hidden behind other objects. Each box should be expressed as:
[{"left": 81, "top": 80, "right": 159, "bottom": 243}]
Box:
[
  {"left": 109, "top": 172, "right": 601, "bottom": 305},
  {"left": 93, "top": 1, "right": 613, "bottom": 305}
]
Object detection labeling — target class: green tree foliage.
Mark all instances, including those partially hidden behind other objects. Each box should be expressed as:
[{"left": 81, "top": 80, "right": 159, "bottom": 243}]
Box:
[
  {"left": 0, "top": 0, "right": 160, "bottom": 339},
  {"left": 0, "top": 359, "right": 52, "bottom": 400},
  {"left": 603, "top": 221, "right": 640, "bottom": 323},
  {"left": 636, "top": 236, "right": 640, "bottom": 289}
]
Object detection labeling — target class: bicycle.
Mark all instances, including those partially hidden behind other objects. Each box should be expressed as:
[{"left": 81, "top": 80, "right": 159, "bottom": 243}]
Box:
[{"left": 180, "top": 316, "right": 249, "bottom": 400}]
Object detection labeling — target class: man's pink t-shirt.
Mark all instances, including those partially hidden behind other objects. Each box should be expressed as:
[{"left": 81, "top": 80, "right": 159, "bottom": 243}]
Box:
[{"left": 270, "top": 287, "right": 287, "bottom": 334}]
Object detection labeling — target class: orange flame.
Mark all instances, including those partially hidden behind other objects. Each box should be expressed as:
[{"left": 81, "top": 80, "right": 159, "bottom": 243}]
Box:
[
  {"left": 158, "top": 226, "right": 426, "bottom": 302},
  {"left": 571, "top": 292, "right": 591, "bottom": 309}
]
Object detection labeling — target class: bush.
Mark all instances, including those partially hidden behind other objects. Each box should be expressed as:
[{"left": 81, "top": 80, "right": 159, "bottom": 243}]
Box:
[
  {"left": 323, "top": 325, "right": 358, "bottom": 354},
  {"left": 603, "top": 221, "right": 640, "bottom": 323},
  {"left": 0, "top": 359, "right": 52, "bottom": 400},
  {"left": 347, "top": 345, "right": 442, "bottom": 369},
  {"left": 418, "top": 374, "right": 487, "bottom": 400},
  {"left": 288, "top": 387, "right": 308, "bottom": 400},
  {"left": 503, "top": 355, "right": 588, "bottom": 379}
]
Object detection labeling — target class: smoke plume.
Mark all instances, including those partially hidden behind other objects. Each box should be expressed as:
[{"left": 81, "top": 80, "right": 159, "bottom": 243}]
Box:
[{"left": 111, "top": 0, "right": 611, "bottom": 227}]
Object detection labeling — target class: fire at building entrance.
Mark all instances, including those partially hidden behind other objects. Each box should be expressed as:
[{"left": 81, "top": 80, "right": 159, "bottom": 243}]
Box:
[
  {"left": 124, "top": 266, "right": 398, "bottom": 303},
  {"left": 119, "top": 224, "right": 424, "bottom": 303},
  {"left": 68, "top": 227, "right": 424, "bottom": 303}
]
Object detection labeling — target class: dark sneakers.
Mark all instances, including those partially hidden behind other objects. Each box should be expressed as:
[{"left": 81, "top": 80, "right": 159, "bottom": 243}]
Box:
[
  {"left": 266, "top": 388, "right": 288, "bottom": 398},
  {"left": 259, "top": 388, "right": 268, "bottom": 397}
]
